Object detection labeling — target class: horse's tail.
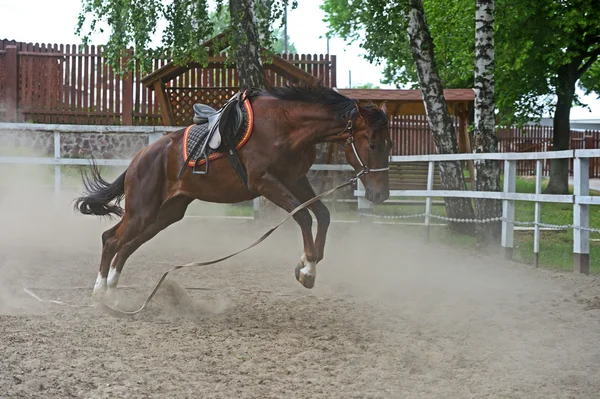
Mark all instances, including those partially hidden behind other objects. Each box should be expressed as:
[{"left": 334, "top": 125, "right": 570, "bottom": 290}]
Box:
[{"left": 74, "top": 159, "right": 127, "bottom": 218}]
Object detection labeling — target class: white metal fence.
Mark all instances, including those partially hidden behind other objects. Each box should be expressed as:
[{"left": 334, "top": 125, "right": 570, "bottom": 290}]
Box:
[
  {"left": 355, "top": 151, "right": 600, "bottom": 275},
  {"left": 2, "top": 123, "right": 598, "bottom": 274},
  {"left": 0, "top": 122, "right": 353, "bottom": 214}
]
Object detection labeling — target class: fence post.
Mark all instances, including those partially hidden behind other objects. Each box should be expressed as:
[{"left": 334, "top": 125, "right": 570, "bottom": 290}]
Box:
[
  {"left": 122, "top": 50, "right": 134, "bottom": 126},
  {"left": 330, "top": 55, "right": 337, "bottom": 88},
  {"left": 585, "top": 133, "right": 595, "bottom": 177},
  {"left": 501, "top": 160, "right": 516, "bottom": 260},
  {"left": 573, "top": 155, "right": 590, "bottom": 274},
  {"left": 54, "top": 131, "right": 61, "bottom": 207},
  {"left": 357, "top": 179, "right": 372, "bottom": 222},
  {"left": 148, "top": 131, "right": 163, "bottom": 145},
  {"left": 253, "top": 198, "right": 260, "bottom": 220},
  {"left": 534, "top": 160, "right": 542, "bottom": 267},
  {"left": 424, "top": 160, "right": 434, "bottom": 241},
  {"left": 5, "top": 46, "right": 19, "bottom": 121}
]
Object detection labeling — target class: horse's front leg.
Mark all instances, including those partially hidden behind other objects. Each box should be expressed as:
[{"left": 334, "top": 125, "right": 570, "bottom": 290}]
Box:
[
  {"left": 288, "top": 176, "right": 331, "bottom": 263},
  {"left": 249, "top": 172, "right": 318, "bottom": 288}
]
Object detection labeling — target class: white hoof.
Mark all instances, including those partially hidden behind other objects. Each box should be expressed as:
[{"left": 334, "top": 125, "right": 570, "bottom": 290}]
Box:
[
  {"left": 107, "top": 268, "right": 120, "bottom": 289},
  {"left": 294, "top": 254, "right": 316, "bottom": 289},
  {"left": 92, "top": 272, "right": 107, "bottom": 300}
]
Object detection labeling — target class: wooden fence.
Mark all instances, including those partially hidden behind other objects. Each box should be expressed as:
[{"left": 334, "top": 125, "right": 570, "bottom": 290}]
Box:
[
  {"left": 2, "top": 40, "right": 598, "bottom": 177},
  {"left": 389, "top": 120, "right": 600, "bottom": 177},
  {"left": 497, "top": 126, "right": 600, "bottom": 177},
  {"left": 0, "top": 40, "right": 336, "bottom": 126}
]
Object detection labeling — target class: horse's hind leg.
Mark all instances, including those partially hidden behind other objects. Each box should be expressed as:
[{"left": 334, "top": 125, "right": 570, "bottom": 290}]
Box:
[
  {"left": 106, "top": 196, "right": 192, "bottom": 297},
  {"left": 93, "top": 220, "right": 122, "bottom": 298},
  {"left": 93, "top": 215, "right": 144, "bottom": 300}
]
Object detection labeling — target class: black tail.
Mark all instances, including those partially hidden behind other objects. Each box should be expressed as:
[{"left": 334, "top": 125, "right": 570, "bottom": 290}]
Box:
[{"left": 74, "top": 159, "right": 127, "bottom": 218}]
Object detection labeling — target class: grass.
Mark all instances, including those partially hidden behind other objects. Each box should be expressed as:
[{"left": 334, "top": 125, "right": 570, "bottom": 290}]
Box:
[
  {"left": 507, "top": 178, "right": 600, "bottom": 272},
  {"left": 377, "top": 177, "right": 600, "bottom": 273}
]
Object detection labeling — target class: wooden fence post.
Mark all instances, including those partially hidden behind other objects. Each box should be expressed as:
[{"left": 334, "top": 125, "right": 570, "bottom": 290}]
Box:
[
  {"left": 5, "top": 45, "right": 19, "bottom": 121},
  {"left": 330, "top": 55, "right": 337, "bottom": 88},
  {"left": 122, "top": 50, "right": 134, "bottom": 125},
  {"left": 501, "top": 160, "right": 516, "bottom": 260},
  {"left": 585, "top": 133, "right": 595, "bottom": 177},
  {"left": 573, "top": 155, "right": 590, "bottom": 274}
]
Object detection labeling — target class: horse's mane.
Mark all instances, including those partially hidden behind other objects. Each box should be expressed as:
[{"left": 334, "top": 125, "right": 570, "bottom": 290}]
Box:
[{"left": 248, "top": 80, "right": 387, "bottom": 127}]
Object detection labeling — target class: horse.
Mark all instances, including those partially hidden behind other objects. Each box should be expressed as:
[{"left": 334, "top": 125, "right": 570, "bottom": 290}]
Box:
[{"left": 74, "top": 81, "right": 391, "bottom": 300}]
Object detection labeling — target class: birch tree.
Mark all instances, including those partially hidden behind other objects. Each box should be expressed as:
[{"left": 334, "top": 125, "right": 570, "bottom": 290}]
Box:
[
  {"left": 405, "top": 0, "right": 475, "bottom": 233},
  {"left": 228, "top": 0, "right": 266, "bottom": 89},
  {"left": 473, "top": 0, "right": 501, "bottom": 243}
]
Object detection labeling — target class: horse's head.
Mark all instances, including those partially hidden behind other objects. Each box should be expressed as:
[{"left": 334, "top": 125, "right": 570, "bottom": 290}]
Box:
[{"left": 344, "top": 102, "right": 392, "bottom": 204}]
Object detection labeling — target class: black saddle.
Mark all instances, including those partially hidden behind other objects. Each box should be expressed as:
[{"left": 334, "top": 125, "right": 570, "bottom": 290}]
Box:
[
  {"left": 193, "top": 103, "right": 219, "bottom": 124},
  {"left": 178, "top": 92, "right": 249, "bottom": 188}
]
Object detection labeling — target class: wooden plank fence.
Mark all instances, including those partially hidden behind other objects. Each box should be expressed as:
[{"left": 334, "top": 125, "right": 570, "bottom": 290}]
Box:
[
  {"left": 0, "top": 40, "right": 336, "bottom": 126},
  {"left": 2, "top": 40, "right": 598, "bottom": 177},
  {"left": 388, "top": 120, "right": 600, "bottom": 177}
]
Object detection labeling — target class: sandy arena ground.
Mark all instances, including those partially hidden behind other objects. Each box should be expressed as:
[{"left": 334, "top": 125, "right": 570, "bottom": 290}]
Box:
[{"left": 1, "top": 187, "right": 600, "bottom": 399}]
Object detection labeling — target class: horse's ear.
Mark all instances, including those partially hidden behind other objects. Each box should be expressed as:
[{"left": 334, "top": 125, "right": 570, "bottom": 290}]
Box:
[
  {"left": 380, "top": 101, "right": 388, "bottom": 116},
  {"left": 352, "top": 102, "right": 363, "bottom": 120}
]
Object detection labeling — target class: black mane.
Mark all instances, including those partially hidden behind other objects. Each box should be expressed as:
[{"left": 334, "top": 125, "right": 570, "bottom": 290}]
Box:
[
  {"left": 248, "top": 81, "right": 380, "bottom": 123},
  {"left": 249, "top": 81, "right": 387, "bottom": 127},
  {"left": 262, "top": 81, "right": 358, "bottom": 119}
]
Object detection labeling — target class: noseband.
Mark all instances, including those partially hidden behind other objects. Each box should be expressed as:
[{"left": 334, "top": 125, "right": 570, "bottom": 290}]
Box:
[{"left": 339, "top": 120, "right": 389, "bottom": 178}]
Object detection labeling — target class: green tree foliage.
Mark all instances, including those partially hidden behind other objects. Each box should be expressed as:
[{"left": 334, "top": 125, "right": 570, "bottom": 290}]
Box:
[
  {"left": 271, "top": 28, "right": 298, "bottom": 54},
  {"left": 322, "top": 0, "right": 599, "bottom": 124},
  {"left": 209, "top": 5, "right": 297, "bottom": 54},
  {"left": 76, "top": 0, "right": 298, "bottom": 73},
  {"left": 322, "top": 0, "right": 600, "bottom": 193},
  {"left": 353, "top": 82, "right": 381, "bottom": 89}
]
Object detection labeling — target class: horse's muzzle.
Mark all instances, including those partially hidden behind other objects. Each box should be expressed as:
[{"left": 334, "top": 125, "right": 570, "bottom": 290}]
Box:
[{"left": 366, "top": 191, "right": 389, "bottom": 204}]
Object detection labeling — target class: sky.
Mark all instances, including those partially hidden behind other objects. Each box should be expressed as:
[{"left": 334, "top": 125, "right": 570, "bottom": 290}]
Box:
[{"left": 1, "top": 0, "right": 598, "bottom": 120}]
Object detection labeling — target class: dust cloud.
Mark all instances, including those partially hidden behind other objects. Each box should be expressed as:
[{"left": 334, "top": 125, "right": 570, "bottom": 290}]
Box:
[{"left": 2, "top": 150, "right": 600, "bottom": 397}]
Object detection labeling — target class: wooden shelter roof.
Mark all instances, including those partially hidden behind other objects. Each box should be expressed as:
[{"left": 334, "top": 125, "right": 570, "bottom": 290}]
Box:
[
  {"left": 141, "top": 29, "right": 318, "bottom": 90},
  {"left": 336, "top": 88, "right": 474, "bottom": 102},
  {"left": 335, "top": 88, "right": 474, "bottom": 116}
]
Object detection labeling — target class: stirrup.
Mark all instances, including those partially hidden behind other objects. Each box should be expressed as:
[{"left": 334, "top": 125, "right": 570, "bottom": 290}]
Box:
[{"left": 192, "top": 152, "right": 209, "bottom": 175}]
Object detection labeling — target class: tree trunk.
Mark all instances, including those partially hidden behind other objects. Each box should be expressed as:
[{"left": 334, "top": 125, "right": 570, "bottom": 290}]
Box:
[
  {"left": 229, "top": 0, "right": 280, "bottom": 218},
  {"left": 229, "top": 0, "right": 267, "bottom": 90},
  {"left": 406, "top": 0, "right": 475, "bottom": 235},
  {"left": 544, "top": 64, "right": 577, "bottom": 194},
  {"left": 473, "top": 0, "right": 501, "bottom": 244}
]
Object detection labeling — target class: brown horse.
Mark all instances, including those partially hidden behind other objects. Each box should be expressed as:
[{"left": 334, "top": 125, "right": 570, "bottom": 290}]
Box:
[{"left": 74, "top": 81, "right": 391, "bottom": 299}]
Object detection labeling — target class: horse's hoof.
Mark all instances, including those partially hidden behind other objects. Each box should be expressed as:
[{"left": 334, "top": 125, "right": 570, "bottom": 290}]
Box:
[{"left": 295, "top": 262, "right": 315, "bottom": 289}]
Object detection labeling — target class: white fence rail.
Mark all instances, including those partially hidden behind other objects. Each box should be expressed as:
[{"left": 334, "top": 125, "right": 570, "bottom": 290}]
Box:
[
  {"left": 0, "top": 122, "right": 354, "bottom": 216},
  {"left": 2, "top": 123, "right": 597, "bottom": 274},
  {"left": 355, "top": 150, "right": 600, "bottom": 275}
]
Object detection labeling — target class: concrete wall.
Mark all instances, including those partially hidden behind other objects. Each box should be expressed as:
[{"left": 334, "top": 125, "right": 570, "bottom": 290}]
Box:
[
  {"left": 0, "top": 123, "right": 179, "bottom": 158},
  {"left": 0, "top": 122, "right": 355, "bottom": 198}
]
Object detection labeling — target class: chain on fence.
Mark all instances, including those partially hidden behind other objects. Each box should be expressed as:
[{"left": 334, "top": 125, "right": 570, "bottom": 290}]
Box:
[{"left": 358, "top": 211, "right": 600, "bottom": 233}]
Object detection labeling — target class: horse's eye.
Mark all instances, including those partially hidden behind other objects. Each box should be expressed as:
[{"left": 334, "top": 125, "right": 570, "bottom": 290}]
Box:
[{"left": 369, "top": 143, "right": 376, "bottom": 150}]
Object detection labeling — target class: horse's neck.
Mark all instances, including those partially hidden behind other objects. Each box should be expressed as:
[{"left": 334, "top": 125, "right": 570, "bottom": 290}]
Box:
[{"left": 292, "top": 111, "right": 349, "bottom": 144}]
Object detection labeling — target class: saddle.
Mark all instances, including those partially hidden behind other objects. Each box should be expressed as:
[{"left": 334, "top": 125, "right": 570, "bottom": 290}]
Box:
[
  {"left": 192, "top": 104, "right": 221, "bottom": 149},
  {"left": 178, "top": 92, "right": 250, "bottom": 187}
]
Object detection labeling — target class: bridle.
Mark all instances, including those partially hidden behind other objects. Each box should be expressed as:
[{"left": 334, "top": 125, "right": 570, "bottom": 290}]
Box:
[{"left": 339, "top": 119, "right": 390, "bottom": 178}]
